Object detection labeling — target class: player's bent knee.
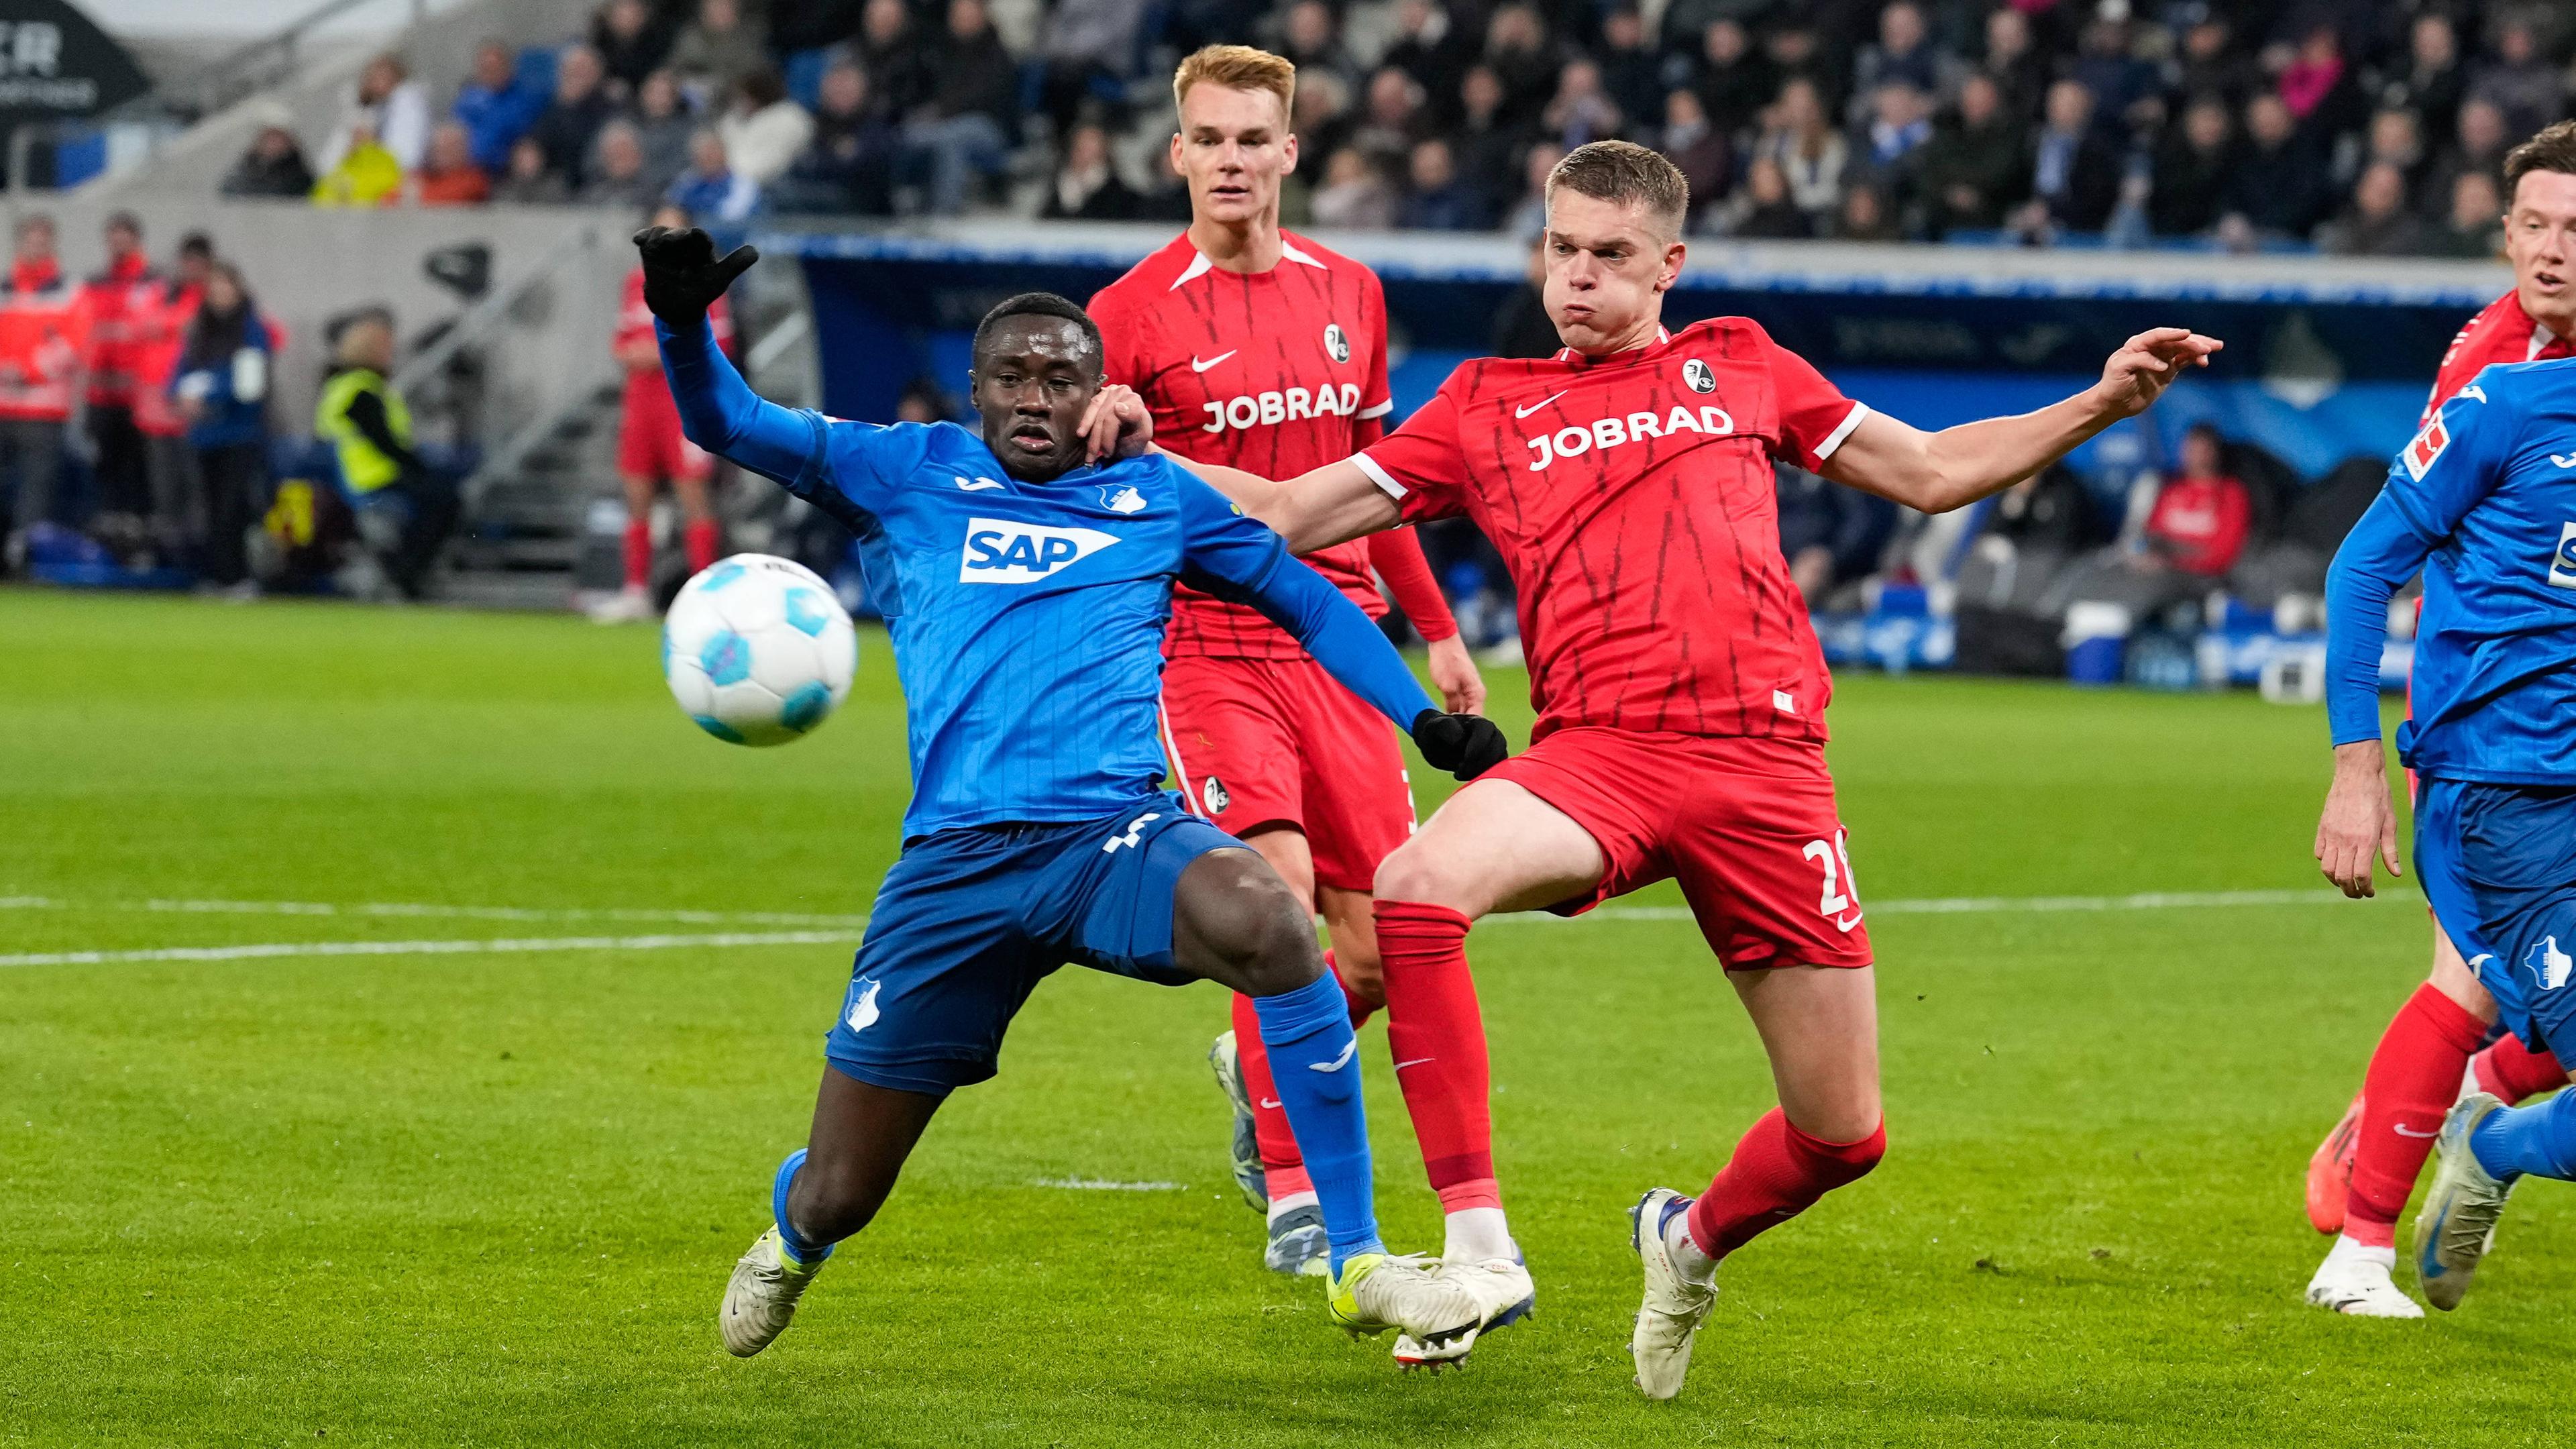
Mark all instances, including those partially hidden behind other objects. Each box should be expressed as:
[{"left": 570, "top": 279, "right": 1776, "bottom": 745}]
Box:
[
  {"left": 1372, "top": 841, "right": 1463, "bottom": 910},
  {"left": 1175, "top": 852, "right": 1323, "bottom": 998}
]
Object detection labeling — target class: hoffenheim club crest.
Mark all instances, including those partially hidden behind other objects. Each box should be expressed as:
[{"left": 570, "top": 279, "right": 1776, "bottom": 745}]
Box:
[{"left": 1099, "top": 484, "right": 1148, "bottom": 514}]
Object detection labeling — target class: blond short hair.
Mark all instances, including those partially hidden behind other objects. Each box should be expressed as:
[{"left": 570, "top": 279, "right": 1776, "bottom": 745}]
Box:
[
  {"left": 1547, "top": 140, "right": 1690, "bottom": 239},
  {"left": 1173, "top": 44, "right": 1295, "bottom": 122}
]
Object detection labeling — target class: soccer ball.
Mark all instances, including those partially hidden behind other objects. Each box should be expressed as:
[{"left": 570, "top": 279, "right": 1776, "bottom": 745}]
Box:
[{"left": 661, "top": 554, "right": 858, "bottom": 746}]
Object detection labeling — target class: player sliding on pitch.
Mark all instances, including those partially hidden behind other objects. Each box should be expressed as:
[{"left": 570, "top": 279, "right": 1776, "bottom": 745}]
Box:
[
  {"left": 1094, "top": 140, "right": 2218, "bottom": 1395},
  {"left": 632, "top": 227, "right": 1513, "bottom": 1366},
  {"left": 2315, "top": 331, "right": 2576, "bottom": 1314}
]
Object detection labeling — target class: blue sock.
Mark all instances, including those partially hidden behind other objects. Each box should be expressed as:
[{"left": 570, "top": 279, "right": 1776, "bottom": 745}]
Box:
[
  {"left": 1252, "top": 972, "right": 1385, "bottom": 1272},
  {"left": 771, "top": 1147, "right": 833, "bottom": 1266},
  {"left": 2470, "top": 1090, "right": 2576, "bottom": 1183}
]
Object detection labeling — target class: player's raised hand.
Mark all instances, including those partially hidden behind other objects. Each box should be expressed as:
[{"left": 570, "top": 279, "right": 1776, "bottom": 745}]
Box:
[
  {"left": 1412, "top": 709, "right": 1508, "bottom": 781},
  {"left": 1078, "top": 383, "right": 1154, "bottom": 463},
  {"left": 2315, "top": 740, "right": 2402, "bottom": 898},
  {"left": 633, "top": 226, "right": 757, "bottom": 323},
  {"left": 2093, "top": 327, "right": 2223, "bottom": 418},
  {"left": 1426, "top": 634, "right": 1486, "bottom": 716}
]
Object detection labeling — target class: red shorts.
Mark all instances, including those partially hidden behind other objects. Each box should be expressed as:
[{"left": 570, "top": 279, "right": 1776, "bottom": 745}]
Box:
[
  {"left": 618, "top": 382, "right": 714, "bottom": 484},
  {"left": 1483, "top": 727, "right": 1873, "bottom": 970},
  {"left": 1158, "top": 654, "right": 1416, "bottom": 892}
]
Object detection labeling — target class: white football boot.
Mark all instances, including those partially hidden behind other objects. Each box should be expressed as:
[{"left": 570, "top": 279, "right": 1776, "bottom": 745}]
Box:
[
  {"left": 719, "top": 1226, "right": 826, "bottom": 1356},
  {"left": 1393, "top": 1250, "right": 1534, "bottom": 1364},
  {"left": 1327, "top": 1252, "right": 1484, "bottom": 1369},
  {"left": 2303, "top": 1235, "right": 2424, "bottom": 1318},
  {"left": 2414, "top": 1092, "right": 2517, "bottom": 1311},
  {"left": 1629, "top": 1188, "right": 1719, "bottom": 1399}
]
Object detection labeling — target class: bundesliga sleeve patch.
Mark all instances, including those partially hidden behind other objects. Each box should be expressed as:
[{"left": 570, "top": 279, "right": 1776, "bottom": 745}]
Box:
[{"left": 2403, "top": 414, "right": 2449, "bottom": 481}]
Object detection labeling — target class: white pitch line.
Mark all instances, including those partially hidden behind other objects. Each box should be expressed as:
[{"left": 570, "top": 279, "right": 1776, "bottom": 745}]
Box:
[
  {"left": 1490, "top": 887, "right": 2388, "bottom": 924},
  {"left": 1031, "top": 1178, "right": 1187, "bottom": 1192},
  {"left": 0, "top": 930, "right": 867, "bottom": 969},
  {"left": 0, "top": 895, "right": 870, "bottom": 928},
  {"left": 0, "top": 887, "right": 2390, "bottom": 971}
]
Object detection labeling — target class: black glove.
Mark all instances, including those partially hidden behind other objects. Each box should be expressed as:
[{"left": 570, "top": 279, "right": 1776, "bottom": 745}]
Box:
[
  {"left": 633, "top": 225, "right": 758, "bottom": 324},
  {"left": 1411, "top": 709, "right": 1509, "bottom": 781}
]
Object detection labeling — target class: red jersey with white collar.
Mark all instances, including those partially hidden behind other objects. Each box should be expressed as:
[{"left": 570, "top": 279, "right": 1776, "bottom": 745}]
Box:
[
  {"left": 1091, "top": 230, "right": 1399, "bottom": 659},
  {"left": 2424, "top": 290, "right": 2571, "bottom": 420},
  {"left": 1357, "top": 316, "right": 1868, "bottom": 742}
]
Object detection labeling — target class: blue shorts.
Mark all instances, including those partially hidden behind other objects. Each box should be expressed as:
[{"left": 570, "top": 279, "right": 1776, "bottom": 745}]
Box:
[
  {"left": 2414, "top": 777, "right": 2576, "bottom": 1057},
  {"left": 823, "top": 794, "right": 1245, "bottom": 1096}
]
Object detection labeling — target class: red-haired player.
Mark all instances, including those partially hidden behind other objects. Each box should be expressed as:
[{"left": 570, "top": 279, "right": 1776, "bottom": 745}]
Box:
[
  {"left": 1087, "top": 44, "right": 1487, "bottom": 1283},
  {"left": 2299, "top": 123, "right": 2576, "bottom": 1318},
  {"left": 592, "top": 203, "right": 735, "bottom": 622},
  {"left": 1099, "top": 140, "right": 2216, "bottom": 1388}
]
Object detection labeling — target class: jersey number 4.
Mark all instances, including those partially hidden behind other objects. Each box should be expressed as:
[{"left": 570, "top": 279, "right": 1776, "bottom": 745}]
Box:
[{"left": 1803, "top": 830, "right": 1863, "bottom": 932}]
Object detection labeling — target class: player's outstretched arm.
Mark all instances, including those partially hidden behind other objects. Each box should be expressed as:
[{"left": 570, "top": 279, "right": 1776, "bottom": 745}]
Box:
[
  {"left": 1175, "top": 475, "right": 1505, "bottom": 780},
  {"left": 1076, "top": 380, "right": 1398, "bottom": 550},
  {"left": 1175, "top": 455, "right": 1402, "bottom": 554},
  {"left": 638, "top": 227, "right": 820, "bottom": 488},
  {"left": 1823, "top": 327, "right": 2223, "bottom": 513}
]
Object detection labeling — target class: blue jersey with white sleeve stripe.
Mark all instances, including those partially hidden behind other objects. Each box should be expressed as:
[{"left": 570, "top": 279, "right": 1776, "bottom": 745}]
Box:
[
  {"left": 2325, "top": 358, "right": 2576, "bottom": 784},
  {"left": 654, "top": 314, "right": 1436, "bottom": 839}
]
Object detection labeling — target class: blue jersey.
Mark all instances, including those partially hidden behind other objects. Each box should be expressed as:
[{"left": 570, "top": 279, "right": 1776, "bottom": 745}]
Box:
[
  {"left": 656, "top": 315, "right": 1436, "bottom": 837},
  {"left": 2326, "top": 358, "right": 2576, "bottom": 784}
]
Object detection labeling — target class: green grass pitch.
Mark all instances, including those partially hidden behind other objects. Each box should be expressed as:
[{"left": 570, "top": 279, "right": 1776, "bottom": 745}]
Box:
[{"left": 0, "top": 587, "right": 2561, "bottom": 1447}]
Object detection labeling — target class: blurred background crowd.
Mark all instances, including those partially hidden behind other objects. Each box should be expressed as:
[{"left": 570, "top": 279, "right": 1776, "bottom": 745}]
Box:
[{"left": 217, "top": 0, "right": 2576, "bottom": 256}]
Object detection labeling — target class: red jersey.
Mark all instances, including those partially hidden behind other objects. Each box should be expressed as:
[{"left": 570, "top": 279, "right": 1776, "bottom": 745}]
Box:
[
  {"left": 1357, "top": 317, "right": 1868, "bottom": 742},
  {"left": 2424, "top": 290, "right": 2571, "bottom": 421},
  {"left": 1093, "top": 231, "right": 1448, "bottom": 659},
  {"left": 617, "top": 267, "right": 731, "bottom": 404}
]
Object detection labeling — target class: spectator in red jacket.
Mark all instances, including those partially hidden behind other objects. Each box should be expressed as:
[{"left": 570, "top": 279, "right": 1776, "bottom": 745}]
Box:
[
  {"left": 2139, "top": 423, "right": 2253, "bottom": 577},
  {"left": 0, "top": 213, "right": 84, "bottom": 570},
  {"left": 79, "top": 211, "right": 164, "bottom": 541}
]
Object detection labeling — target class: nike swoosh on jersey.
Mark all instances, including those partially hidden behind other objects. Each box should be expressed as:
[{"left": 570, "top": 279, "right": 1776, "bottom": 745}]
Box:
[
  {"left": 1834, "top": 912, "right": 1864, "bottom": 932},
  {"left": 1514, "top": 390, "right": 1569, "bottom": 419},
  {"left": 1309, "top": 1040, "right": 1357, "bottom": 1072},
  {"left": 1191, "top": 351, "right": 1236, "bottom": 372}
]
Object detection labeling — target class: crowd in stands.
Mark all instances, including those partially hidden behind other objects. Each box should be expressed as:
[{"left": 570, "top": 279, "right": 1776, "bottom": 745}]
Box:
[
  {"left": 0, "top": 211, "right": 453, "bottom": 599},
  {"left": 217, "top": 0, "right": 2576, "bottom": 254}
]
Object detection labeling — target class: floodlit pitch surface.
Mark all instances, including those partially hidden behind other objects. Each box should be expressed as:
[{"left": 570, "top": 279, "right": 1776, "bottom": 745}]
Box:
[{"left": 1, "top": 588, "right": 2560, "bottom": 1447}]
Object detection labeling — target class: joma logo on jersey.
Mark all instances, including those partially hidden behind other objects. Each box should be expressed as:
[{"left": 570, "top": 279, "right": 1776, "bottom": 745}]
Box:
[
  {"left": 959, "top": 518, "right": 1120, "bottom": 583},
  {"left": 1525, "top": 406, "right": 1736, "bottom": 470},
  {"left": 1201, "top": 383, "right": 1364, "bottom": 433}
]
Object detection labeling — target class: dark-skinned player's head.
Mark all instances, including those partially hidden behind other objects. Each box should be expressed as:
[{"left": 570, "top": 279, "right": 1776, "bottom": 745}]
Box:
[{"left": 969, "top": 292, "right": 1104, "bottom": 482}]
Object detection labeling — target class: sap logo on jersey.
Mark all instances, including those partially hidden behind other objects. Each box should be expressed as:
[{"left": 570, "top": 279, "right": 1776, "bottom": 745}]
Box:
[
  {"left": 1201, "top": 384, "right": 1364, "bottom": 433},
  {"left": 960, "top": 518, "right": 1121, "bottom": 583},
  {"left": 1525, "top": 405, "right": 1736, "bottom": 470},
  {"left": 2549, "top": 521, "right": 2576, "bottom": 590}
]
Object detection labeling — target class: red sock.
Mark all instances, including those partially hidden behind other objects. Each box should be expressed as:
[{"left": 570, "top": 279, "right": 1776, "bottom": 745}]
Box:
[
  {"left": 1373, "top": 900, "right": 1496, "bottom": 1208},
  {"left": 2473, "top": 1033, "right": 2568, "bottom": 1104},
  {"left": 683, "top": 517, "right": 720, "bottom": 573},
  {"left": 2347, "top": 984, "right": 2487, "bottom": 1247},
  {"left": 1230, "top": 991, "right": 1303, "bottom": 1183},
  {"left": 1687, "top": 1108, "right": 1886, "bottom": 1259},
  {"left": 1325, "top": 950, "right": 1379, "bottom": 1029},
  {"left": 621, "top": 519, "right": 652, "bottom": 589}
]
